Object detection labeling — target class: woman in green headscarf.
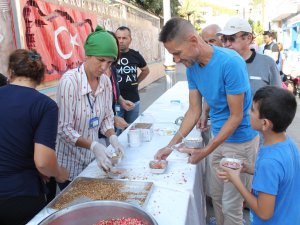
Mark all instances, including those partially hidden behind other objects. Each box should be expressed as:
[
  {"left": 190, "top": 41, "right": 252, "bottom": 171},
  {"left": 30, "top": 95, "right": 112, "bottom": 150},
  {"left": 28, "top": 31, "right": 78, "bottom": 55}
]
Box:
[{"left": 55, "top": 26, "right": 125, "bottom": 190}]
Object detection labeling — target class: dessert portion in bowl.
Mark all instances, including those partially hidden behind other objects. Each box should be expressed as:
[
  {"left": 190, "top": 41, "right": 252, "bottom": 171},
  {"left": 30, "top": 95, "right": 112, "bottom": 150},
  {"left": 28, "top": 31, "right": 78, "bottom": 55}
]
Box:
[
  {"left": 220, "top": 158, "right": 242, "bottom": 170},
  {"left": 170, "top": 143, "right": 190, "bottom": 158},
  {"left": 149, "top": 160, "right": 168, "bottom": 174},
  {"left": 107, "top": 167, "right": 126, "bottom": 179}
]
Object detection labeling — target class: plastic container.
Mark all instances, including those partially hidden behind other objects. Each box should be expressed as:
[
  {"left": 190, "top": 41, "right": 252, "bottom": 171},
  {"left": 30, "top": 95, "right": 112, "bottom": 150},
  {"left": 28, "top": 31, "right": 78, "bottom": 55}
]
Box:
[
  {"left": 171, "top": 143, "right": 189, "bottom": 159},
  {"left": 127, "top": 129, "right": 142, "bottom": 147},
  {"left": 220, "top": 158, "right": 242, "bottom": 170},
  {"left": 110, "top": 153, "right": 122, "bottom": 166},
  {"left": 149, "top": 160, "right": 168, "bottom": 174},
  {"left": 107, "top": 167, "right": 126, "bottom": 179},
  {"left": 183, "top": 137, "right": 203, "bottom": 148},
  {"left": 132, "top": 123, "right": 154, "bottom": 142}
]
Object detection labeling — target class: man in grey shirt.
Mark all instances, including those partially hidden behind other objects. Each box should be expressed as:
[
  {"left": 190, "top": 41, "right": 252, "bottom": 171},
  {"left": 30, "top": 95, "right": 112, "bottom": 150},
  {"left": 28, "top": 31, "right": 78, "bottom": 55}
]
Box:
[{"left": 217, "top": 17, "right": 281, "bottom": 96}]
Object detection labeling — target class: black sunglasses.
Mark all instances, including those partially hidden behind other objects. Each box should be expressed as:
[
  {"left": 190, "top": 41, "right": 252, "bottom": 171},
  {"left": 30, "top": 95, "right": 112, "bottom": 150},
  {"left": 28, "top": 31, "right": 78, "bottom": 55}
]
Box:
[{"left": 221, "top": 33, "right": 249, "bottom": 43}]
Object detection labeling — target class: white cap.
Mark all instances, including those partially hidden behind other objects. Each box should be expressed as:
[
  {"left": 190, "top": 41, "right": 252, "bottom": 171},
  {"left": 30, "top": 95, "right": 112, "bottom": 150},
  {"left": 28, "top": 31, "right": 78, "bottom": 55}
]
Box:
[{"left": 217, "top": 17, "right": 252, "bottom": 36}]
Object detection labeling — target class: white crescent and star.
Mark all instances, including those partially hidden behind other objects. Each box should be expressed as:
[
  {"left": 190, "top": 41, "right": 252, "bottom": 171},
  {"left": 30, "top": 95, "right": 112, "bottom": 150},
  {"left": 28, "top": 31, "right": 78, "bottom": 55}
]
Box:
[{"left": 54, "top": 26, "right": 79, "bottom": 60}]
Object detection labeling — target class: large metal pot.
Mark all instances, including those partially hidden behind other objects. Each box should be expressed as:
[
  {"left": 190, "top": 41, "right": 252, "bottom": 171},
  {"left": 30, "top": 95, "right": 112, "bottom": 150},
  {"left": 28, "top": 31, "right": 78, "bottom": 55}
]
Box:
[{"left": 39, "top": 201, "right": 158, "bottom": 225}]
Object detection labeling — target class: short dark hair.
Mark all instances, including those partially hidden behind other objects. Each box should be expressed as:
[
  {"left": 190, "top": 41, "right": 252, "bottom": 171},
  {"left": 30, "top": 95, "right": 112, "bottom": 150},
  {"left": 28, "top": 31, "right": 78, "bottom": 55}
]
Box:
[
  {"left": 8, "top": 49, "right": 45, "bottom": 85},
  {"left": 263, "top": 31, "right": 272, "bottom": 37},
  {"left": 253, "top": 86, "right": 297, "bottom": 132},
  {"left": 116, "top": 26, "right": 131, "bottom": 36},
  {"left": 159, "top": 17, "right": 194, "bottom": 43}
]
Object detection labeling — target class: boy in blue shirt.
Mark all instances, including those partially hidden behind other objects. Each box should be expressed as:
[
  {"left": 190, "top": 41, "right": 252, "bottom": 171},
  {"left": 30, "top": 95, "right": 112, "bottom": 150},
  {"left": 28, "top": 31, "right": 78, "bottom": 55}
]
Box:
[{"left": 217, "top": 86, "right": 300, "bottom": 225}]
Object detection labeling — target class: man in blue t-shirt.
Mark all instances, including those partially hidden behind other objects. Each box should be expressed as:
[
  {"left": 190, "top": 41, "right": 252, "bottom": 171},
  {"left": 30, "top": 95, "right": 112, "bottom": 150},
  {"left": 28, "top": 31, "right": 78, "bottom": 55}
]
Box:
[
  {"left": 217, "top": 86, "right": 300, "bottom": 225},
  {"left": 154, "top": 18, "right": 259, "bottom": 225}
]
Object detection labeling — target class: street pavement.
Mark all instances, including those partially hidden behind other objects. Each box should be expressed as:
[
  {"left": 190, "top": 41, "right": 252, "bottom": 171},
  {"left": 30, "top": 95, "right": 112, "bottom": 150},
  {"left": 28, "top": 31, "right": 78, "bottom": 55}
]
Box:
[
  {"left": 139, "top": 63, "right": 186, "bottom": 113},
  {"left": 287, "top": 97, "right": 300, "bottom": 149},
  {"left": 139, "top": 63, "right": 300, "bottom": 225}
]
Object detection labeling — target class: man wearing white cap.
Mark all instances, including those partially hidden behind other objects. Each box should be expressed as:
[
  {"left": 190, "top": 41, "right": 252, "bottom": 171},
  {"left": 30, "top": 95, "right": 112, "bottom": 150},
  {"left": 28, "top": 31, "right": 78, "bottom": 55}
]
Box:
[{"left": 217, "top": 17, "right": 281, "bottom": 96}]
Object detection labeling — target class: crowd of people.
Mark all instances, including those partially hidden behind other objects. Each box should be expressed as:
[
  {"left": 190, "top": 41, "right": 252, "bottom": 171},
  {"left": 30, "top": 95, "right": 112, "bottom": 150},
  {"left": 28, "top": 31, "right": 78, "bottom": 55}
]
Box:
[
  {"left": 0, "top": 25, "right": 149, "bottom": 225},
  {"left": 154, "top": 17, "right": 299, "bottom": 225},
  {"left": 0, "top": 16, "right": 299, "bottom": 225}
]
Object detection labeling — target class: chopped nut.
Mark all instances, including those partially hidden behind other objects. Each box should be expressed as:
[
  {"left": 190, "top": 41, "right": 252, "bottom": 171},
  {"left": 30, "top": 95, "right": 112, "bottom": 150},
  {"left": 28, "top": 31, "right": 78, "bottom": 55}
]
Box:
[{"left": 52, "top": 179, "right": 152, "bottom": 210}]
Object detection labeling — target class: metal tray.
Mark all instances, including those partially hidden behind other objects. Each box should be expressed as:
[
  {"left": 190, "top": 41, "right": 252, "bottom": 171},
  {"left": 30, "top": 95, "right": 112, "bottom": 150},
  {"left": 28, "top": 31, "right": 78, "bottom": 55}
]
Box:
[
  {"left": 40, "top": 201, "right": 158, "bottom": 225},
  {"left": 47, "top": 177, "right": 153, "bottom": 210}
]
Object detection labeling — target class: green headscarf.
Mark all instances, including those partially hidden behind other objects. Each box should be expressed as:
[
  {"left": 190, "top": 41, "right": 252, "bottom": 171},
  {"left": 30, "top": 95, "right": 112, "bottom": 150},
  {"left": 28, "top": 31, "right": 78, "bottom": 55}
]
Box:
[{"left": 84, "top": 26, "right": 118, "bottom": 60}]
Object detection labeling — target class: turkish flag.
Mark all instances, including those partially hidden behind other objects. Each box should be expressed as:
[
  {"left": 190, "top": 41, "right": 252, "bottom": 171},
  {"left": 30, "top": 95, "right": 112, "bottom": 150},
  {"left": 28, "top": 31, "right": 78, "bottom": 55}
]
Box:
[{"left": 20, "top": 0, "right": 97, "bottom": 82}]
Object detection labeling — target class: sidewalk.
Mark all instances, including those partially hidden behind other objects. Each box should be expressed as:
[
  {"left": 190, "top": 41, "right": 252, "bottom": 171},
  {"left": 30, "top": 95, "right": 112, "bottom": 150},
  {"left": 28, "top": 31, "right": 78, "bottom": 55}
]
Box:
[
  {"left": 139, "top": 63, "right": 300, "bottom": 225},
  {"left": 140, "top": 63, "right": 186, "bottom": 113}
]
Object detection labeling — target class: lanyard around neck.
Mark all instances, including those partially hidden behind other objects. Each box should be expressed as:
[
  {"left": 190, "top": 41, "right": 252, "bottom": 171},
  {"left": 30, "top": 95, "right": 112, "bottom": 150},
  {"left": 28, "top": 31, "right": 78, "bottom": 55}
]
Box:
[
  {"left": 87, "top": 93, "right": 96, "bottom": 113},
  {"left": 111, "top": 72, "right": 118, "bottom": 103}
]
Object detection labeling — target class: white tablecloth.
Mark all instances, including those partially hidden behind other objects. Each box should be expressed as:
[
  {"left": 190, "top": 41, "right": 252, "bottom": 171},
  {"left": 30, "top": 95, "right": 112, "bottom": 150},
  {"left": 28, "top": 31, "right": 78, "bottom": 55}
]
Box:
[{"left": 28, "top": 81, "right": 206, "bottom": 225}]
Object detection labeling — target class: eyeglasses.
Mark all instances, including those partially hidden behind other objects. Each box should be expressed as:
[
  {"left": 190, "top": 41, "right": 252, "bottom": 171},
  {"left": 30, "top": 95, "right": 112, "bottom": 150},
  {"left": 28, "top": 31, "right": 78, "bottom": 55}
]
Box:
[{"left": 221, "top": 33, "right": 249, "bottom": 43}]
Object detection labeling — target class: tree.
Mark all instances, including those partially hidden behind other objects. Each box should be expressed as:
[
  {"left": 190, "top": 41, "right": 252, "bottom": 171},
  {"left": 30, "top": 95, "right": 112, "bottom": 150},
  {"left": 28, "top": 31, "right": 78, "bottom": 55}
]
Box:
[
  {"left": 177, "top": 0, "right": 204, "bottom": 32},
  {"left": 248, "top": 18, "right": 264, "bottom": 45},
  {"left": 129, "top": 0, "right": 180, "bottom": 17},
  {"left": 252, "top": 0, "right": 263, "bottom": 6},
  {"left": 178, "top": 0, "right": 236, "bottom": 32}
]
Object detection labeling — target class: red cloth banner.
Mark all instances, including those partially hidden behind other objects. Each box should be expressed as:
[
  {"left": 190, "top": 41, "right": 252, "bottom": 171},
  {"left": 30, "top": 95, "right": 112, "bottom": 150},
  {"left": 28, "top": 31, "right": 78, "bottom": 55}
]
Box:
[{"left": 20, "top": 0, "right": 97, "bottom": 81}]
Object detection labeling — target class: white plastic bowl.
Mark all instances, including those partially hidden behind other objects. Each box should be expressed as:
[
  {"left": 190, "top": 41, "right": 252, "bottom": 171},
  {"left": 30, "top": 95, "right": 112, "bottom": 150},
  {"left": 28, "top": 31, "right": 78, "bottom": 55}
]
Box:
[
  {"left": 220, "top": 158, "right": 242, "bottom": 170},
  {"left": 107, "top": 167, "right": 126, "bottom": 179},
  {"left": 183, "top": 137, "right": 203, "bottom": 148},
  {"left": 149, "top": 160, "right": 168, "bottom": 174},
  {"left": 110, "top": 154, "right": 122, "bottom": 166}
]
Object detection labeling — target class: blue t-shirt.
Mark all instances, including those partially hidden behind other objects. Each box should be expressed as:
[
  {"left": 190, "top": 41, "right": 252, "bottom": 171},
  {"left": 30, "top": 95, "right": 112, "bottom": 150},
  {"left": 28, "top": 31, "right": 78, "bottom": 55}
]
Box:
[
  {"left": 187, "top": 46, "right": 257, "bottom": 142},
  {"left": 0, "top": 84, "right": 58, "bottom": 198},
  {"left": 251, "top": 137, "right": 300, "bottom": 225}
]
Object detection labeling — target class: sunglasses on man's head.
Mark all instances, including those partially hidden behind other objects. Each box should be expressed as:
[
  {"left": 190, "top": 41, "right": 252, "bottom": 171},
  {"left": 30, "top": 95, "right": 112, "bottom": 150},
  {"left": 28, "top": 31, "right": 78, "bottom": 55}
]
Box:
[{"left": 221, "top": 33, "right": 249, "bottom": 43}]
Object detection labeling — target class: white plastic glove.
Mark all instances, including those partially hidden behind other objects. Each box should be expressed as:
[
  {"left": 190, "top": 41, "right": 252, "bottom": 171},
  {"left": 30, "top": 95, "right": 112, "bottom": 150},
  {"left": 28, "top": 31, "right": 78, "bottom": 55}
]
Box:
[
  {"left": 90, "top": 141, "right": 112, "bottom": 172},
  {"left": 109, "top": 135, "right": 125, "bottom": 156}
]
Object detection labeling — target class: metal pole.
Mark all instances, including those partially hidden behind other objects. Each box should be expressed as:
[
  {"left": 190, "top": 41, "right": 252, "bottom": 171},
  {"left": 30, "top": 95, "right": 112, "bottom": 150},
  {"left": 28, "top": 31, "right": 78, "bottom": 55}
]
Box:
[
  {"left": 163, "top": 0, "right": 176, "bottom": 90},
  {"left": 10, "top": 0, "right": 24, "bottom": 48}
]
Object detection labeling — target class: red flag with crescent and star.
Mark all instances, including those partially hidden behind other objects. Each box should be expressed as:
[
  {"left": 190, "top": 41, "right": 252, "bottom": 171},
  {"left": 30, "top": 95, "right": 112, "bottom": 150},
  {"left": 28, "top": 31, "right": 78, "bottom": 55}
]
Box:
[{"left": 20, "top": 0, "right": 97, "bottom": 82}]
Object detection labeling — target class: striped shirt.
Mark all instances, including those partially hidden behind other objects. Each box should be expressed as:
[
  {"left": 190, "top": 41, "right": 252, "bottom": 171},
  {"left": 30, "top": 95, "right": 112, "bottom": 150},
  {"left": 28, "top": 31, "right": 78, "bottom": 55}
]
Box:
[{"left": 56, "top": 64, "right": 114, "bottom": 180}]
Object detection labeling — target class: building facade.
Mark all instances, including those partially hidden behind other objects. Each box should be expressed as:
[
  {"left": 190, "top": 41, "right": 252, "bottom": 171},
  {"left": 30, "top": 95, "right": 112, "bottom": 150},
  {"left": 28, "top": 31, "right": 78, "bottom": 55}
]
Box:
[{"left": 265, "top": 0, "right": 300, "bottom": 75}]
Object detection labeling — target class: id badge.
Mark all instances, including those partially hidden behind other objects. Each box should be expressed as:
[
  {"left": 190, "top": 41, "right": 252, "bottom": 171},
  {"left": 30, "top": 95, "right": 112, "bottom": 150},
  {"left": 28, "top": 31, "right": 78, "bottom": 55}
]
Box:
[
  {"left": 89, "top": 117, "right": 99, "bottom": 129},
  {"left": 115, "top": 105, "right": 120, "bottom": 112}
]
